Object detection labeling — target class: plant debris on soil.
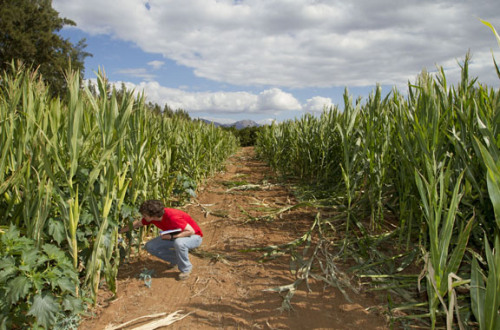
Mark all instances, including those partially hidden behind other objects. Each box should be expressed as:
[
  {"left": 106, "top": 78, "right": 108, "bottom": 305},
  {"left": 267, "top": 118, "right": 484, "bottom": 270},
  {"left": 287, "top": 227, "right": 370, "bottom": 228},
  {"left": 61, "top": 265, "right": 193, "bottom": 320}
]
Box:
[{"left": 79, "top": 147, "right": 390, "bottom": 329}]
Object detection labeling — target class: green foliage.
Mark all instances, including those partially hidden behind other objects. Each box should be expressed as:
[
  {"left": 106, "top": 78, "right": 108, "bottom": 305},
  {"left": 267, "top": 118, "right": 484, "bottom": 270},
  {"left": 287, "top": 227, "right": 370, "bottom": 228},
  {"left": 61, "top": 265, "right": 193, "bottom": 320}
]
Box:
[
  {"left": 0, "top": 63, "right": 238, "bottom": 321},
  {"left": 471, "top": 236, "right": 500, "bottom": 330},
  {"left": 140, "top": 99, "right": 192, "bottom": 120},
  {"left": 0, "top": 0, "right": 91, "bottom": 96},
  {"left": 172, "top": 173, "right": 198, "bottom": 204},
  {"left": 0, "top": 224, "right": 83, "bottom": 329},
  {"left": 161, "top": 103, "right": 192, "bottom": 120},
  {"left": 223, "top": 125, "right": 263, "bottom": 146},
  {"left": 256, "top": 112, "right": 342, "bottom": 186},
  {"left": 480, "top": 19, "right": 500, "bottom": 79},
  {"left": 255, "top": 54, "right": 500, "bottom": 328}
]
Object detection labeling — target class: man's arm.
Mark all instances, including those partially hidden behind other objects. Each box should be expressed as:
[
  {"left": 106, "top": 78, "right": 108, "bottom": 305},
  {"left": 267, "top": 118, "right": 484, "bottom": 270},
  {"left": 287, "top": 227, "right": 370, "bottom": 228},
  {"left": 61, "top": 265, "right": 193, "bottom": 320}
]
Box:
[
  {"left": 119, "top": 219, "right": 143, "bottom": 234},
  {"left": 162, "top": 223, "right": 195, "bottom": 240}
]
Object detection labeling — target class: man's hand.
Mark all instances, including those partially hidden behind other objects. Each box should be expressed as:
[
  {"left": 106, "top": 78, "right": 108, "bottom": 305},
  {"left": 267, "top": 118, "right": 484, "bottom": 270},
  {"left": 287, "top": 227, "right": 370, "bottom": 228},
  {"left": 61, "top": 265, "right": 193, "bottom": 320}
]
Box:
[
  {"left": 161, "top": 233, "right": 174, "bottom": 240},
  {"left": 120, "top": 220, "right": 141, "bottom": 233}
]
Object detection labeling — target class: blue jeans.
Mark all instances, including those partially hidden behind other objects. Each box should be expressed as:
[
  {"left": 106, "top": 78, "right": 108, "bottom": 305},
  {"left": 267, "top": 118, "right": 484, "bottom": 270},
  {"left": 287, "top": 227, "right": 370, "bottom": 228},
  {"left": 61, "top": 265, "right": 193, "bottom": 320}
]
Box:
[{"left": 145, "top": 235, "right": 202, "bottom": 273}]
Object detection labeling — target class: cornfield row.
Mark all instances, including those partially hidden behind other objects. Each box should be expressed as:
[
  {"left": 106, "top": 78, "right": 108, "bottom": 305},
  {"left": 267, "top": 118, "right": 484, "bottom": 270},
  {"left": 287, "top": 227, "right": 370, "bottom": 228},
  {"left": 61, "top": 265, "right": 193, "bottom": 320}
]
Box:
[
  {"left": 256, "top": 56, "right": 500, "bottom": 329},
  {"left": 0, "top": 63, "right": 238, "bottom": 328}
]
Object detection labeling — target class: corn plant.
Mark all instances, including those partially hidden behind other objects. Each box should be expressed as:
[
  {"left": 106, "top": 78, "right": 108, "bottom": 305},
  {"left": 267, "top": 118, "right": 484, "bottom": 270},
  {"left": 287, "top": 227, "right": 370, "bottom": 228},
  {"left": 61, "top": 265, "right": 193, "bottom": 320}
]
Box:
[
  {"left": 415, "top": 165, "right": 473, "bottom": 329},
  {"left": 336, "top": 90, "right": 363, "bottom": 244},
  {"left": 470, "top": 137, "right": 500, "bottom": 329},
  {"left": 0, "top": 63, "right": 238, "bottom": 326},
  {"left": 359, "top": 85, "right": 392, "bottom": 229},
  {"left": 390, "top": 88, "right": 420, "bottom": 248},
  {"left": 466, "top": 20, "right": 500, "bottom": 330},
  {"left": 255, "top": 53, "right": 499, "bottom": 327}
]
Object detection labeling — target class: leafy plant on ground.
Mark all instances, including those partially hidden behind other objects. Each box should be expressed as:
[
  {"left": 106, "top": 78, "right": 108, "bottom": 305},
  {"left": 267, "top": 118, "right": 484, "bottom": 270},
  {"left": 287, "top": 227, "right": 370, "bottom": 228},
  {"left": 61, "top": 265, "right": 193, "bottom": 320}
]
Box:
[
  {"left": 172, "top": 173, "right": 198, "bottom": 204},
  {"left": 0, "top": 224, "right": 84, "bottom": 329}
]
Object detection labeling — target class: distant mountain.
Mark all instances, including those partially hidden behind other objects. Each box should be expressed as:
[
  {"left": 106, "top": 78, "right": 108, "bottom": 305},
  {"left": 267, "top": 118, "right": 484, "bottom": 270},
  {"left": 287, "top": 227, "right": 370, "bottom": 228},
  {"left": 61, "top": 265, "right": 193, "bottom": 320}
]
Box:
[
  {"left": 199, "top": 118, "right": 222, "bottom": 126},
  {"left": 199, "top": 118, "right": 263, "bottom": 129},
  {"left": 231, "top": 120, "right": 259, "bottom": 129}
]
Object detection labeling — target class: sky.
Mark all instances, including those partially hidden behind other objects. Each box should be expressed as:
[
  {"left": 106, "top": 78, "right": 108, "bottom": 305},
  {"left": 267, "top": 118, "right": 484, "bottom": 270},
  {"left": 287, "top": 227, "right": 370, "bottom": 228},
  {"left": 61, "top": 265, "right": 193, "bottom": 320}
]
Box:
[{"left": 53, "top": 0, "right": 500, "bottom": 124}]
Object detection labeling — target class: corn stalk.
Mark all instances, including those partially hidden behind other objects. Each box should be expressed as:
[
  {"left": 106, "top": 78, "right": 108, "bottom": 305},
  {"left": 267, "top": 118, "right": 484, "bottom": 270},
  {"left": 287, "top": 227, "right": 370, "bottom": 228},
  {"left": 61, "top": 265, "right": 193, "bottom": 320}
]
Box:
[
  {"left": 336, "top": 90, "right": 363, "bottom": 245},
  {"left": 0, "top": 64, "right": 238, "bottom": 307}
]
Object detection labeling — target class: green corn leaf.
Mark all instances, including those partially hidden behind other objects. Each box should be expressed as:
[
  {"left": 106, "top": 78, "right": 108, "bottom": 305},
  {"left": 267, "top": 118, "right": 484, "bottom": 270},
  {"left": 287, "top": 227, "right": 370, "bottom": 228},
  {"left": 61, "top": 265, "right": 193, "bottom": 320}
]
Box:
[
  {"left": 480, "top": 19, "right": 500, "bottom": 47},
  {"left": 27, "top": 294, "right": 58, "bottom": 329},
  {"left": 483, "top": 237, "right": 499, "bottom": 330},
  {"left": 493, "top": 56, "right": 500, "bottom": 80},
  {"left": 6, "top": 276, "right": 32, "bottom": 304},
  {"left": 414, "top": 171, "right": 430, "bottom": 221},
  {"left": 0, "top": 315, "right": 9, "bottom": 330},
  {"left": 438, "top": 171, "right": 464, "bottom": 272},
  {"left": 0, "top": 167, "right": 26, "bottom": 196},
  {"left": 0, "top": 115, "right": 14, "bottom": 183},
  {"left": 444, "top": 215, "right": 474, "bottom": 277},
  {"left": 486, "top": 173, "right": 500, "bottom": 230},
  {"left": 475, "top": 139, "right": 500, "bottom": 229},
  {"left": 471, "top": 258, "right": 485, "bottom": 328}
]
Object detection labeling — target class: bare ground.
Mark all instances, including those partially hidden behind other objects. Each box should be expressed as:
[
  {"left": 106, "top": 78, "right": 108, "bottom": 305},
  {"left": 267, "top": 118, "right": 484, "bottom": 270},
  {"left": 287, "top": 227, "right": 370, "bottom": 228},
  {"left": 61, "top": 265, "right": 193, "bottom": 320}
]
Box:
[{"left": 79, "top": 147, "right": 390, "bottom": 330}]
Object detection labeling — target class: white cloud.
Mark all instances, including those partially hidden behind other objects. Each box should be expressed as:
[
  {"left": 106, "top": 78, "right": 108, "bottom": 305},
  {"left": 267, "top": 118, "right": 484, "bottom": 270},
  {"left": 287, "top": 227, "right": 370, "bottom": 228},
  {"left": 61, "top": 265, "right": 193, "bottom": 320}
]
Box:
[
  {"left": 108, "top": 80, "right": 304, "bottom": 115},
  {"left": 54, "top": 0, "right": 500, "bottom": 88},
  {"left": 257, "top": 88, "right": 302, "bottom": 112},
  {"left": 304, "top": 96, "right": 334, "bottom": 113},
  {"left": 115, "top": 68, "right": 156, "bottom": 81},
  {"left": 148, "top": 60, "right": 165, "bottom": 70},
  {"left": 258, "top": 118, "right": 278, "bottom": 126}
]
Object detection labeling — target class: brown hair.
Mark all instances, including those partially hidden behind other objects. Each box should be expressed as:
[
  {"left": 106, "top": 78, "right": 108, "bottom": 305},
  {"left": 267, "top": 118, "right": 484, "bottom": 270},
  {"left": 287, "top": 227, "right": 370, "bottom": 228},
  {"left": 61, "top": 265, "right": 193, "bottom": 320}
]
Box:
[{"left": 139, "top": 200, "right": 165, "bottom": 217}]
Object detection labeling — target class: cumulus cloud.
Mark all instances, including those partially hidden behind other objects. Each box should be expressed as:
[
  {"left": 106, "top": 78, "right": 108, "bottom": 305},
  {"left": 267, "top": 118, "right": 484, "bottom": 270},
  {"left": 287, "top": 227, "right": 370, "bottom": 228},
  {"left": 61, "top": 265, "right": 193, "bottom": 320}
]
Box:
[
  {"left": 54, "top": 0, "right": 500, "bottom": 88},
  {"left": 304, "top": 96, "right": 334, "bottom": 113},
  {"left": 256, "top": 88, "right": 302, "bottom": 111},
  {"left": 114, "top": 80, "right": 302, "bottom": 115}
]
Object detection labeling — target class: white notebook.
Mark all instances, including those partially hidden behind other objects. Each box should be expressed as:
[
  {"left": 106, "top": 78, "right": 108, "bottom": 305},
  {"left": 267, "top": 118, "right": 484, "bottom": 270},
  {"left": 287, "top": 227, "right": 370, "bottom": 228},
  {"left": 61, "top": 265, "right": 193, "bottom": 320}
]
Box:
[{"left": 160, "top": 228, "right": 182, "bottom": 235}]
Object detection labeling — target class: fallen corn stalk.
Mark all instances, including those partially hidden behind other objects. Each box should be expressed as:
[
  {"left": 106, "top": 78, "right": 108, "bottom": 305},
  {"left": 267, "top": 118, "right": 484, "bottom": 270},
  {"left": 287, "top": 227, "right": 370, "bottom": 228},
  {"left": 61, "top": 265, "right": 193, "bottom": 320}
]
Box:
[{"left": 105, "top": 310, "right": 192, "bottom": 330}]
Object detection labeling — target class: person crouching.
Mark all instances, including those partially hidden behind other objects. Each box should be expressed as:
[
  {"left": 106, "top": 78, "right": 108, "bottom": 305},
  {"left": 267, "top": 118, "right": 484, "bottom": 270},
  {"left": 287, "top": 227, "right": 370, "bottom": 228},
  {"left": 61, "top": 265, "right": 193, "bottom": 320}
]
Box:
[{"left": 120, "top": 200, "right": 203, "bottom": 280}]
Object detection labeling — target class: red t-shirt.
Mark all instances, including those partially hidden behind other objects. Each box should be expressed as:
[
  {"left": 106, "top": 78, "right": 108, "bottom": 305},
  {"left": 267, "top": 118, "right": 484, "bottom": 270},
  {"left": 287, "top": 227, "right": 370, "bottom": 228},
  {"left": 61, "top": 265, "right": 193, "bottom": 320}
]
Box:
[{"left": 141, "top": 208, "right": 203, "bottom": 237}]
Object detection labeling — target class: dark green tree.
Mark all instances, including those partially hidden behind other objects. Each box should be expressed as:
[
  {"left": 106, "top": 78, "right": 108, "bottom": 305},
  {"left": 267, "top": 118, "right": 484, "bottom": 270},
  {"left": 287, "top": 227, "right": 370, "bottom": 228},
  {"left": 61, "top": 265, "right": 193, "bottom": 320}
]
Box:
[
  {"left": 161, "top": 103, "right": 191, "bottom": 120},
  {"left": 0, "top": 0, "right": 91, "bottom": 96},
  {"left": 171, "top": 108, "right": 191, "bottom": 120},
  {"left": 221, "top": 125, "right": 263, "bottom": 146},
  {"left": 148, "top": 101, "right": 162, "bottom": 115},
  {"left": 163, "top": 103, "right": 175, "bottom": 117}
]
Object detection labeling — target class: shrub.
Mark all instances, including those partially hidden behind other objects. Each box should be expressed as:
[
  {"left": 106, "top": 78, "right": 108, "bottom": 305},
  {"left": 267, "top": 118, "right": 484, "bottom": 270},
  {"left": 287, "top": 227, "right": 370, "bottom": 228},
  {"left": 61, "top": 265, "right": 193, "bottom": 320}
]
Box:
[{"left": 0, "top": 224, "right": 83, "bottom": 329}]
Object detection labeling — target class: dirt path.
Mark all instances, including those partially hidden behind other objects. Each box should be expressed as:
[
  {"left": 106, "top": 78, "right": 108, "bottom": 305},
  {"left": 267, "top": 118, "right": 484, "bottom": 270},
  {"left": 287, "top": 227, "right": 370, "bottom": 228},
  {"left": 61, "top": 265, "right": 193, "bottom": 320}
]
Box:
[{"left": 79, "top": 147, "right": 389, "bottom": 329}]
